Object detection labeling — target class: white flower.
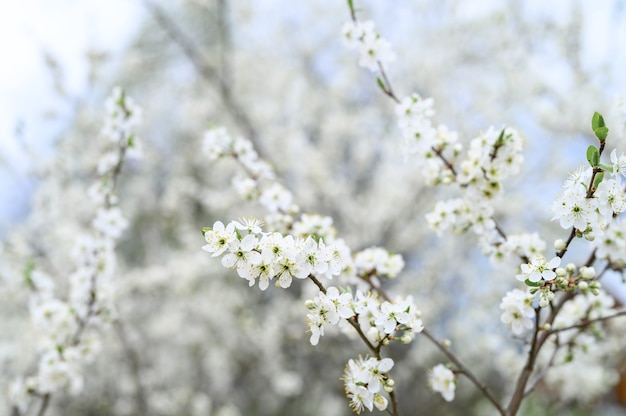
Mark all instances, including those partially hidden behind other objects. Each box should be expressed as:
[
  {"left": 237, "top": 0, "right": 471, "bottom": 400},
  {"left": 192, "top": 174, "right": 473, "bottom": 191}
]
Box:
[
  {"left": 375, "top": 301, "right": 407, "bottom": 334},
  {"left": 232, "top": 217, "right": 264, "bottom": 235},
  {"left": 238, "top": 258, "right": 275, "bottom": 290},
  {"left": 516, "top": 255, "right": 561, "bottom": 283},
  {"left": 92, "top": 207, "right": 129, "bottom": 240},
  {"left": 341, "top": 20, "right": 395, "bottom": 72},
  {"left": 500, "top": 289, "right": 535, "bottom": 335},
  {"left": 429, "top": 364, "right": 456, "bottom": 402},
  {"left": 551, "top": 182, "right": 598, "bottom": 230},
  {"left": 202, "top": 221, "right": 237, "bottom": 257},
  {"left": 357, "top": 35, "right": 396, "bottom": 71},
  {"left": 259, "top": 183, "right": 293, "bottom": 213},
  {"left": 305, "top": 287, "right": 345, "bottom": 345},
  {"left": 342, "top": 356, "right": 393, "bottom": 414},
  {"left": 596, "top": 178, "right": 626, "bottom": 220},
  {"left": 37, "top": 349, "right": 84, "bottom": 395},
  {"left": 222, "top": 234, "right": 262, "bottom": 277},
  {"left": 97, "top": 151, "right": 120, "bottom": 176},
  {"left": 610, "top": 149, "right": 626, "bottom": 182},
  {"left": 231, "top": 176, "right": 257, "bottom": 200},
  {"left": 202, "top": 127, "right": 231, "bottom": 160},
  {"left": 8, "top": 378, "right": 30, "bottom": 413}
]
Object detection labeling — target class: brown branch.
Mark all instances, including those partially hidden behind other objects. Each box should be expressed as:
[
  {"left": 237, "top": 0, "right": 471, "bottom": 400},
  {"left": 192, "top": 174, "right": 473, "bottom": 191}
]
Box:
[
  {"left": 421, "top": 328, "right": 506, "bottom": 416},
  {"left": 548, "top": 309, "right": 626, "bottom": 335}
]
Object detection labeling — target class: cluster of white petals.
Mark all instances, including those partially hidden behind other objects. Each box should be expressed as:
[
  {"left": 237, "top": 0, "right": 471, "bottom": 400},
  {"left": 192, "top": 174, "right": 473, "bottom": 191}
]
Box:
[
  {"left": 341, "top": 20, "right": 396, "bottom": 72},
  {"left": 342, "top": 356, "right": 394, "bottom": 414},
  {"left": 516, "top": 255, "right": 561, "bottom": 284},
  {"left": 551, "top": 155, "right": 626, "bottom": 232},
  {"left": 202, "top": 220, "right": 350, "bottom": 290},
  {"left": 488, "top": 232, "right": 546, "bottom": 263},
  {"left": 499, "top": 289, "right": 535, "bottom": 335},
  {"left": 203, "top": 127, "right": 275, "bottom": 182},
  {"left": 395, "top": 94, "right": 459, "bottom": 184},
  {"left": 11, "top": 87, "right": 140, "bottom": 411},
  {"left": 592, "top": 219, "right": 626, "bottom": 263},
  {"left": 354, "top": 247, "right": 404, "bottom": 279},
  {"left": 428, "top": 364, "right": 456, "bottom": 402},
  {"left": 458, "top": 127, "right": 524, "bottom": 198},
  {"left": 425, "top": 198, "right": 495, "bottom": 236},
  {"left": 542, "top": 291, "right": 620, "bottom": 402},
  {"left": 305, "top": 287, "right": 423, "bottom": 346}
]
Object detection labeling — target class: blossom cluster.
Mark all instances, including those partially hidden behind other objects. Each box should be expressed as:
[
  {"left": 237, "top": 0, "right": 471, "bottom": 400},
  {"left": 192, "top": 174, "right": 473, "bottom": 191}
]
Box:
[
  {"left": 592, "top": 218, "right": 626, "bottom": 265},
  {"left": 202, "top": 219, "right": 350, "bottom": 290},
  {"left": 515, "top": 255, "right": 561, "bottom": 284},
  {"left": 305, "top": 287, "right": 423, "bottom": 346},
  {"left": 97, "top": 86, "right": 143, "bottom": 173},
  {"left": 428, "top": 364, "right": 457, "bottom": 402},
  {"left": 203, "top": 127, "right": 275, "bottom": 183},
  {"left": 342, "top": 356, "right": 394, "bottom": 414},
  {"left": 540, "top": 290, "right": 620, "bottom": 401},
  {"left": 499, "top": 288, "right": 535, "bottom": 335},
  {"left": 487, "top": 232, "right": 546, "bottom": 264},
  {"left": 203, "top": 127, "right": 297, "bottom": 229},
  {"left": 354, "top": 247, "right": 404, "bottom": 279},
  {"left": 395, "top": 93, "right": 459, "bottom": 184},
  {"left": 10, "top": 87, "right": 140, "bottom": 413},
  {"left": 394, "top": 89, "right": 526, "bottom": 255},
  {"left": 551, "top": 151, "right": 626, "bottom": 233},
  {"left": 341, "top": 20, "right": 396, "bottom": 72}
]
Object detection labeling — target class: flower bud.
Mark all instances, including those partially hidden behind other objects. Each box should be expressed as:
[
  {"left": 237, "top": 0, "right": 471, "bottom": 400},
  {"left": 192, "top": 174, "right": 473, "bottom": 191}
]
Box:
[
  {"left": 542, "top": 323, "right": 551, "bottom": 331},
  {"left": 384, "top": 384, "right": 394, "bottom": 393},
  {"left": 580, "top": 266, "right": 596, "bottom": 280},
  {"left": 566, "top": 263, "right": 576, "bottom": 274},
  {"left": 554, "top": 239, "right": 566, "bottom": 250},
  {"left": 556, "top": 267, "right": 566, "bottom": 277},
  {"left": 367, "top": 327, "right": 380, "bottom": 342},
  {"left": 442, "top": 339, "right": 451, "bottom": 349},
  {"left": 305, "top": 300, "right": 316, "bottom": 309},
  {"left": 584, "top": 232, "right": 595, "bottom": 241},
  {"left": 578, "top": 281, "right": 588, "bottom": 290},
  {"left": 400, "top": 334, "right": 413, "bottom": 344}
]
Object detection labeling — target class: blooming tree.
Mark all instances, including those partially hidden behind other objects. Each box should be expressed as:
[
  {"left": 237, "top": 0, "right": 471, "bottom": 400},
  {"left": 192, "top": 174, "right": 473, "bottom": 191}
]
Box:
[{"left": 2, "top": 1, "right": 626, "bottom": 415}]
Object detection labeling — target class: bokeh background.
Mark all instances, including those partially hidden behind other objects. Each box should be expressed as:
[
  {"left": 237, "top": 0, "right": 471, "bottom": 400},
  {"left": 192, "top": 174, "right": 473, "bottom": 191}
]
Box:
[{"left": 2, "top": 1, "right": 626, "bottom": 415}]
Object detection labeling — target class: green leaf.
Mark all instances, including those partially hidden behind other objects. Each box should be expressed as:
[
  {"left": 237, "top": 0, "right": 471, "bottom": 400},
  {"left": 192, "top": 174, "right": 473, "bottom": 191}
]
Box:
[
  {"left": 201, "top": 227, "right": 212, "bottom": 236},
  {"left": 592, "top": 112, "right": 605, "bottom": 130},
  {"left": 376, "top": 77, "right": 386, "bottom": 92},
  {"left": 594, "top": 126, "right": 609, "bottom": 141},
  {"left": 586, "top": 145, "right": 600, "bottom": 167},
  {"left": 525, "top": 279, "right": 542, "bottom": 287},
  {"left": 599, "top": 163, "right": 614, "bottom": 173},
  {"left": 593, "top": 172, "right": 605, "bottom": 189},
  {"left": 347, "top": 0, "right": 354, "bottom": 12},
  {"left": 23, "top": 260, "right": 35, "bottom": 287},
  {"left": 496, "top": 128, "right": 506, "bottom": 146}
]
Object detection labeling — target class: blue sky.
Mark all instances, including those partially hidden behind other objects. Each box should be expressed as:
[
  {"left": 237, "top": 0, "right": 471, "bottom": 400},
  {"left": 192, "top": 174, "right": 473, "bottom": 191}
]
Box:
[{"left": 0, "top": 0, "right": 141, "bottom": 234}]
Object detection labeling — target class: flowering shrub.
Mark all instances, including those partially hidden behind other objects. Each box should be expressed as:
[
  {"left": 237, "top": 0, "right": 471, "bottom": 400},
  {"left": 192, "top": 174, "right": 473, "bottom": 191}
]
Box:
[
  {"left": 2, "top": 1, "right": 626, "bottom": 416},
  {"left": 199, "top": 1, "right": 626, "bottom": 415}
]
